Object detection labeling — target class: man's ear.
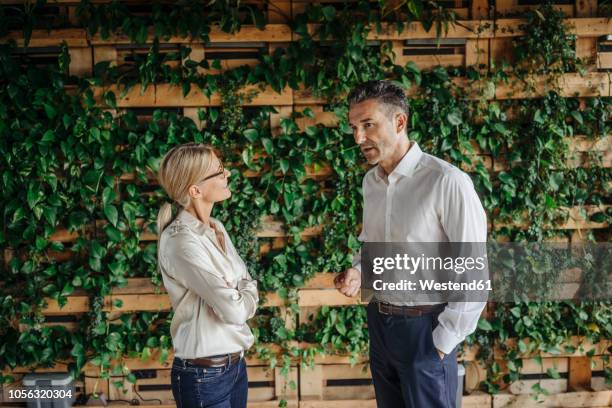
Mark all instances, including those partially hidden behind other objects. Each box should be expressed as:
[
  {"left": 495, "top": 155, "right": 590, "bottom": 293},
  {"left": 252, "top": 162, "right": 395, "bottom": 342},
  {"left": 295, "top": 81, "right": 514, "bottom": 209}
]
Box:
[{"left": 395, "top": 112, "right": 407, "bottom": 135}]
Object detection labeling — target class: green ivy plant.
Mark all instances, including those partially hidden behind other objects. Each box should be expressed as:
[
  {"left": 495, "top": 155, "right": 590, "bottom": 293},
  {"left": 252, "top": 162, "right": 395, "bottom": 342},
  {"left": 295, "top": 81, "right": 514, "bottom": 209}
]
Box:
[{"left": 0, "top": 0, "right": 610, "bottom": 403}]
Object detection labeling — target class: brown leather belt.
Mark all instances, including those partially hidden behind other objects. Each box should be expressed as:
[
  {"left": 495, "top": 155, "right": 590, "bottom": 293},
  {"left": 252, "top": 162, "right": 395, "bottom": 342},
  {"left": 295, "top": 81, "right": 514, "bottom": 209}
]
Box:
[
  {"left": 377, "top": 302, "right": 447, "bottom": 317},
  {"left": 186, "top": 351, "right": 242, "bottom": 368}
]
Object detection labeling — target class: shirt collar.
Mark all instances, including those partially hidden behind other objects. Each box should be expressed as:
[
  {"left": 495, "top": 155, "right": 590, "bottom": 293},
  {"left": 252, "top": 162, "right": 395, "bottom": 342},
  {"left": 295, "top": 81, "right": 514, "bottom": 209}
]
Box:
[
  {"left": 176, "top": 209, "right": 212, "bottom": 236},
  {"left": 374, "top": 141, "right": 423, "bottom": 182}
]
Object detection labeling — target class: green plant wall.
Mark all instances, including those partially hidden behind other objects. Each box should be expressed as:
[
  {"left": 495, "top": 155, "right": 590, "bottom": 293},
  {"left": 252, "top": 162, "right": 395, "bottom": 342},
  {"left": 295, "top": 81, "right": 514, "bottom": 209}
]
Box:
[{"left": 0, "top": 0, "right": 610, "bottom": 397}]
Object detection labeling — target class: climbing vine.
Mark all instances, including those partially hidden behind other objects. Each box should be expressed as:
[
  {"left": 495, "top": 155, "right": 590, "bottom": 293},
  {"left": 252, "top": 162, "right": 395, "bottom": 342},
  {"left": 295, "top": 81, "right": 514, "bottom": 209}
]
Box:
[{"left": 0, "top": 0, "right": 610, "bottom": 403}]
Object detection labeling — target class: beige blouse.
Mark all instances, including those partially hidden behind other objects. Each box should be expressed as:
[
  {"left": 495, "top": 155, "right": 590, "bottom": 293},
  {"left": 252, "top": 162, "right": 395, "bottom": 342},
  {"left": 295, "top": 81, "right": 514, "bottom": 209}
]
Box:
[{"left": 157, "top": 209, "right": 259, "bottom": 359}]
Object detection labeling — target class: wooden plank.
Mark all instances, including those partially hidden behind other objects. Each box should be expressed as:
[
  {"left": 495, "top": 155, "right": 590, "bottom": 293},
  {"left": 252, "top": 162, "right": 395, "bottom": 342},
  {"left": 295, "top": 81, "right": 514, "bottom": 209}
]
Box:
[
  {"left": 494, "top": 336, "right": 610, "bottom": 359},
  {"left": 90, "top": 25, "right": 293, "bottom": 44},
  {"left": 298, "top": 290, "right": 364, "bottom": 307},
  {"left": 92, "top": 84, "right": 293, "bottom": 107},
  {"left": 494, "top": 205, "right": 610, "bottom": 231},
  {"left": 268, "top": 0, "right": 291, "bottom": 24},
  {"left": 570, "top": 135, "right": 610, "bottom": 152},
  {"left": 299, "top": 401, "right": 377, "bottom": 408},
  {"left": 300, "top": 363, "right": 374, "bottom": 401},
  {"left": 44, "top": 290, "right": 284, "bottom": 314},
  {"left": 508, "top": 378, "right": 567, "bottom": 395},
  {"left": 249, "top": 401, "right": 298, "bottom": 408},
  {"left": 93, "top": 45, "right": 118, "bottom": 67},
  {"left": 69, "top": 46, "right": 92, "bottom": 77},
  {"left": 492, "top": 390, "right": 612, "bottom": 407},
  {"left": 274, "top": 365, "right": 298, "bottom": 400},
  {"left": 575, "top": 0, "right": 598, "bottom": 17},
  {"left": 257, "top": 216, "right": 323, "bottom": 238},
  {"left": 182, "top": 107, "right": 203, "bottom": 129},
  {"left": 568, "top": 356, "right": 592, "bottom": 391},
  {"left": 1, "top": 29, "right": 88, "bottom": 47},
  {"left": 495, "top": 1, "right": 574, "bottom": 17},
  {"left": 397, "top": 54, "right": 465, "bottom": 70},
  {"left": 463, "top": 392, "right": 493, "bottom": 408},
  {"left": 305, "top": 19, "right": 611, "bottom": 40},
  {"left": 295, "top": 72, "right": 612, "bottom": 103},
  {"left": 576, "top": 37, "right": 598, "bottom": 68},
  {"left": 598, "top": 52, "right": 612, "bottom": 70},
  {"left": 466, "top": 38, "right": 489, "bottom": 67},
  {"left": 465, "top": 361, "right": 487, "bottom": 393},
  {"left": 14, "top": 16, "right": 609, "bottom": 49},
  {"left": 294, "top": 105, "right": 337, "bottom": 131},
  {"left": 270, "top": 105, "right": 293, "bottom": 136},
  {"left": 471, "top": 0, "right": 489, "bottom": 19},
  {"left": 3, "top": 18, "right": 609, "bottom": 49}
]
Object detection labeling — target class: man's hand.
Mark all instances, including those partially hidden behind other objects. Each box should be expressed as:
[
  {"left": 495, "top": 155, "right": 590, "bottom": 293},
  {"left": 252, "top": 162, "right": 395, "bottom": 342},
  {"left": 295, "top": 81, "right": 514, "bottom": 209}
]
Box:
[
  {"left": 334, "top": 268, "right": 361, "bottom": 297},
  {"left": 436, "top": 348, "right": 445, "bottom": 360}
]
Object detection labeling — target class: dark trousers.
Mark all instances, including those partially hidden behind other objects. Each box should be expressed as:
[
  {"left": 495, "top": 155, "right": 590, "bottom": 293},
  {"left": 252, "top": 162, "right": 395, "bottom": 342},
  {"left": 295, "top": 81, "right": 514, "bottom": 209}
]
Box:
[
  {"left": 171, "top": 355, "right": 248, "bottom": 408},
  {"left": 367, "top": 302, "right": 458, "bottom": 408}
]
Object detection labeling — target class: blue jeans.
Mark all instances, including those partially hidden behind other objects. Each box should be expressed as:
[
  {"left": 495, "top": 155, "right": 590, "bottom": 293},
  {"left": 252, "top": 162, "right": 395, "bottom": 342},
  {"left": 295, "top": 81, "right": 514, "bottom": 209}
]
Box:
[
  {"left": 367, "top": 302, "right": 458, "bottom": 408},
  {"left": 171, "top": 355, "right": 248, "bottom": 408}
]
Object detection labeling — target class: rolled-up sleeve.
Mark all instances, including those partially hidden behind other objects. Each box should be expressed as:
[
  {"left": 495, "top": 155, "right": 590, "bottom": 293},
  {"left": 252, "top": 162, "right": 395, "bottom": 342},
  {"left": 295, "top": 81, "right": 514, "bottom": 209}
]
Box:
[
  {"left": 432, "top": 171, "right": 488, "bottom": 354},
  {"left": 171, "top": 235, "right": 259, "bottom": 325}
]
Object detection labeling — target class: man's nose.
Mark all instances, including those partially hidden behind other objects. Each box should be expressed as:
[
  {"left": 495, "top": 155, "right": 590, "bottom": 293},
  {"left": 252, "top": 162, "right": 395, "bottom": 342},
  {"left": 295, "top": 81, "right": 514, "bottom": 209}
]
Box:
[{"left": 354, "top": 129, "right": 365, "bottom": 145}]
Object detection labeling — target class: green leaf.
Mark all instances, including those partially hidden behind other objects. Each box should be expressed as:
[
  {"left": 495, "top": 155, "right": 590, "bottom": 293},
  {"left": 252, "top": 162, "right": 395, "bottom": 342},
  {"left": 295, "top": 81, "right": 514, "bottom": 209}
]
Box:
[
  {"left": 27, "top": 184, "right": 43, "bottom": 209},
  {"left": 241, "top": 149, "right": 252, "bottom": 167},
  {"left": 243, "top": 128, "right": 259, "bottom": 143},
  {"left": 546, "top": 367, "right": 561, "bottom": 379},
  {"left": 477, "top": 319, "right": 493, "bottom": 331},
  {"left": 104, "top": 204, "right": 119, "bottom": 227},
  {"left": 447, "top": 111, "right": 462, "bottom": 126},
  {"left": 41, "top": 130, "right": 55, "bottom": 143},
  {"left": 182, "top": 82, "right": 191, "bottom": 97},
  {"left": 43, "top": 103, "right": 57, "bottom": 119},
  {"left": 570, "top": 111, "right": 583, "bottom": 125},
  {"left": 262, "top": 138, "right": 274, "bottom": 154},
  {"left": 322, "top": 6, "right": 336, "bottom": 21},
  {"left": 104, "top": 91, "right": 117, "bottom": 109},
  {"left": 209, "top": 108, "right": 219, "bottom": 123},
  {"left": 279, "top": 159, "right": 289, "bottom": 174},
  {"left": 104, "top": 224, "right": 122, "bottom": 243}
]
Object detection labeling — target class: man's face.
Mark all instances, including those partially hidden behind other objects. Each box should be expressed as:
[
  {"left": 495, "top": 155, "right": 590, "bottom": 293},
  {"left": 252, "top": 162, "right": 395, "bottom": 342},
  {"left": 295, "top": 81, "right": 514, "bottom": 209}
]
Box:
[{"left": 348, "top": 99, "right": 404, "bottom": 165}]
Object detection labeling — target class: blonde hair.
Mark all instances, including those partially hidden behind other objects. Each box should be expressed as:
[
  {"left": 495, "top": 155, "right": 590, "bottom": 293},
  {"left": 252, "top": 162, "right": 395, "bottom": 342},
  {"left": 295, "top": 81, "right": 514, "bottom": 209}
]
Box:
[{"left": 156, "top": 143, "right": 216, "bottom": 235}]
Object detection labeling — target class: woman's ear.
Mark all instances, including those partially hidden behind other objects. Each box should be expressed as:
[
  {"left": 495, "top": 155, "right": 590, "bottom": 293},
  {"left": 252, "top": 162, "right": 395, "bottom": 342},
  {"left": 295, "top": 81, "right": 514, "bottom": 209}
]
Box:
[{"left": 188, "top": 184, "right": 202, "bottom": 199}]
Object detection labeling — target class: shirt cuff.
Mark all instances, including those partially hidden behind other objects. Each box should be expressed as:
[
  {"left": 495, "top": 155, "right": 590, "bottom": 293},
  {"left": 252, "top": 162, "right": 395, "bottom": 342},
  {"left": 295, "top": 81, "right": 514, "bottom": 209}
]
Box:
[{"left": 432, "top": 323, "right": 462, "bottom": 355}]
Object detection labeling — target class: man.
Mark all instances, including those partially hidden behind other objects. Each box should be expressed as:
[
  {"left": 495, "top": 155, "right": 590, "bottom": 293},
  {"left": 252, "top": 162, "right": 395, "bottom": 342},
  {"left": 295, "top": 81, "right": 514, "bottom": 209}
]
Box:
[{"left": 335, "top": 80, "right": 487, "bottom": 408}]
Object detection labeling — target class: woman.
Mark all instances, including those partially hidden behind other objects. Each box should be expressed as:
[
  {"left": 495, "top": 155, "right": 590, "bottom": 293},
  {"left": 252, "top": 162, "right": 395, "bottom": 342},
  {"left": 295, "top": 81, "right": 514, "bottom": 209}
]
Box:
[{"left": 156, "top": 143, "right": 258, "bottom": 408}]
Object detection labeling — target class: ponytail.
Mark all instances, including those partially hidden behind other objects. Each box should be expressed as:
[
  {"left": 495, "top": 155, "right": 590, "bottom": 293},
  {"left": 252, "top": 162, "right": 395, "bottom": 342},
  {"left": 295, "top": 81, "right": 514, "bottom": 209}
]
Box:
[{"left": 156, "top": 202, "right": 174, "bottom": 237}]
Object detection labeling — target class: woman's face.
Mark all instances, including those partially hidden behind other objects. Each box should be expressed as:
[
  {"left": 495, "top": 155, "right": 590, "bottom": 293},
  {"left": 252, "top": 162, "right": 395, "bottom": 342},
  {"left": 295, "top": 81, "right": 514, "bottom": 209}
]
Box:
[{"left": 193, "top": 153, "right": 231, "bottom": 203}]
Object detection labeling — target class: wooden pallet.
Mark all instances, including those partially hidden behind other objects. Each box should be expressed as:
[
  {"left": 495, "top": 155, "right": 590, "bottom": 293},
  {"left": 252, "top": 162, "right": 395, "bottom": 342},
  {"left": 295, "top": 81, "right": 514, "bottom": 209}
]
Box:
[
  {"left": 492, "top": 390, "right": 612, "bottom": 408},
  {"left": 2, "top": 15, "right": 609, "bottom": 76},
  {"left": 36, "top": 202, "right": 611, "bottom": 249},
  {"left": 82, "top": 364, "right": 297, "bottom": 406}
]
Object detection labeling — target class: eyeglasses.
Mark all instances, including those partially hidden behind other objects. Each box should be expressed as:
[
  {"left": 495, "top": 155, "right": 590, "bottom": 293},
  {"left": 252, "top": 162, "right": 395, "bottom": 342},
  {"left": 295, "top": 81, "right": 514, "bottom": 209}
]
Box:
[{"left": 198, "top": 162, "right": 226, "bottom": 183}]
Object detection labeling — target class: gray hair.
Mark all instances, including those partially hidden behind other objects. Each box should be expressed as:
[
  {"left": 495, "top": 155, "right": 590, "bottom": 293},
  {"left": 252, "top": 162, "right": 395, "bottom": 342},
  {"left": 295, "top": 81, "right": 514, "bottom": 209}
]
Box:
[{"left": 347, "top": 80, "right": 409, "bottom": 119}]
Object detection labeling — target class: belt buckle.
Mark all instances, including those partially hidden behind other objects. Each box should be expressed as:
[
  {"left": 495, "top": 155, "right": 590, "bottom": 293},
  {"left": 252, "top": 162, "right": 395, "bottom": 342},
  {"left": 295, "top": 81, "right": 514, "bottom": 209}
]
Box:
[{"left": 377, "top": 302, "right": 390, "bottom": 315}]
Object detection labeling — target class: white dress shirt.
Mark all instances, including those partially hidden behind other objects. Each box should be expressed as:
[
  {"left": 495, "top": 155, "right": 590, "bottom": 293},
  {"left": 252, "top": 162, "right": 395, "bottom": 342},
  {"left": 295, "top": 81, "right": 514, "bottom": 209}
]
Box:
[
  {"left": 157, "top": 209, "right": 259, "bottom": 359},
  {"left": 352, "top": 141, "right": 487, "bottom": 354}
]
